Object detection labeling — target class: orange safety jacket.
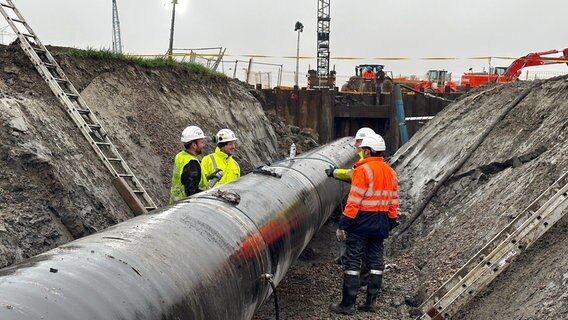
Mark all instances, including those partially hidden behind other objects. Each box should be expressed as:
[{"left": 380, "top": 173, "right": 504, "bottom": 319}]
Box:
[
  {"left": 343, "top": 156, "right": 399, "bottom": 220},
  {"left": 362, "top": 70, "right": 375, "bottom": 80}
]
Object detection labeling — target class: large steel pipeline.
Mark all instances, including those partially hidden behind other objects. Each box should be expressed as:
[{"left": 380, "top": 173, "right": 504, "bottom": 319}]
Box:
[{"left": 0, "top": 137, "right": 357, "bottom": 320}]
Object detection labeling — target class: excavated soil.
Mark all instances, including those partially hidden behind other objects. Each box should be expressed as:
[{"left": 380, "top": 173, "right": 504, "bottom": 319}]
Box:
[{"left": 2, "top": 42, "right": 568, "bottom": 320}]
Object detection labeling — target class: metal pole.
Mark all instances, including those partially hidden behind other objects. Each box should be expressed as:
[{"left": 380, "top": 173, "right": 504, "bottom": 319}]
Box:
[
  {"left": 233, "top": 60, "right": 238, "bottom": 78},
  {"left": 295, "top": 29, "right": 300, "bottom": 87},
  {"left": 111, "top": 0, "right": 123, "bottom": 54},
  {"left": 167, "top": 0, "right": 178, "bottom": 58},
  {"left": 394, "top": 84, "right": 409, "bottom": 145},
  {"left": 246, "top": 58, "right": 253, "bottom": 84},
  {"left": 278, "top": 64, "right": 283, "bottom": 87}
]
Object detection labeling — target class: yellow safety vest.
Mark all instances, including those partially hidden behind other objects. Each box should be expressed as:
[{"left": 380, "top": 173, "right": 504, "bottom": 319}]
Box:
[
  {"left": 202, "top": 147, "right": 241, "bottom": 187},
  {"left": 169, "top": 151, "right": 207, "bottom": 204},
  {"left": 333, "top": 150, "right": 364, "bottom": 182}
]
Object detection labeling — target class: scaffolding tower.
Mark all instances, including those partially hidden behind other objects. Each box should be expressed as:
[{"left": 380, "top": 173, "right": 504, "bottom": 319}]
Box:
[{"left": 112, "top": 0, "right": 122, "bottom": 54}]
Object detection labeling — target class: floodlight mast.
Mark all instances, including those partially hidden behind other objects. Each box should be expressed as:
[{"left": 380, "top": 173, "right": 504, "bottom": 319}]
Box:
[
  {"left": 294, "top": 21, "right": 304, "bottom": 88},
  {"left": 167, "top": 0, "right": 178, "bottom": 57}
]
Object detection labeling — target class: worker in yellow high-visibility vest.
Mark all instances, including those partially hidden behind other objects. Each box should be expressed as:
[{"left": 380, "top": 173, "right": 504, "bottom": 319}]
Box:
[
  {"left": 169, "top": 126, "right": 208, "bottom": 203},
  {"left": 201, "top": 128, "right": 241, "bottom": 188}
]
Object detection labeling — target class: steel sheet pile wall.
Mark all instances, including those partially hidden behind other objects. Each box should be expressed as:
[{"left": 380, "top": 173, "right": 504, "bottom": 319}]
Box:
[{"left": 0, "top": 138, "right": 357, "bottom": 320}]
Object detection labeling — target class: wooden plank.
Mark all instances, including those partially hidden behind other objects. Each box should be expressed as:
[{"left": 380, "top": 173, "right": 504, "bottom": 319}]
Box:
[{"left": 113, "top": 177, "right": 148, "bottom": 216}]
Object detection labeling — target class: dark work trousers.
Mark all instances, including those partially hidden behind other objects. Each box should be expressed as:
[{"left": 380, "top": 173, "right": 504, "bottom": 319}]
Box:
[
  {"left": 375, "top": 83, "right": 382, "bottom": 105},
  {"left": 343, "top": 232, "right": 385, "bottom": 273}
]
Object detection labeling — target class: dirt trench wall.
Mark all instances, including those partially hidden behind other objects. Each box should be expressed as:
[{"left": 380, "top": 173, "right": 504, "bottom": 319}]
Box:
[
  {"left": 391, "top": 77, "right": 568, "bottom": 318},
  {"left": 0, "top": 44, "right": 279, "bottom": 268}
]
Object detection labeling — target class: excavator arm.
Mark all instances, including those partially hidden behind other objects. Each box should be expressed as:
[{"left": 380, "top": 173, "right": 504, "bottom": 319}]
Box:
[{"left": 504, "top": 48, "right": 568, "bottom": 80}]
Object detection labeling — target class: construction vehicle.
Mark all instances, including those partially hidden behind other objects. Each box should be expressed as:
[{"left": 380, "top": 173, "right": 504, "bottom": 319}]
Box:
[
  {"left": 391, "top": 74, "right": 422, "bottom": 86},
  {"left": 459, "top": 66, "right": 508, "bottom": 88},
  {"left": 461, "top": 48, "right": 568, "bottom": 88},
  {"left": 307, "top": 69, "right": 336, "bottom": 89},
  {"left": 340, "top": 64, "right": 393, "bottom": 93},
  {"left": 414, "top": 70, "right": 458, "bottom": 93}
]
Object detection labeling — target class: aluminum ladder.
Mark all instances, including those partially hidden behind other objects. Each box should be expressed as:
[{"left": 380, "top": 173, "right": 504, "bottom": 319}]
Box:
[
  {"left": 0, "top": 0, "right": 156, "bottom": 214},
  {"left": 418, "top": 171, "right": 568, "bottom": 319}
]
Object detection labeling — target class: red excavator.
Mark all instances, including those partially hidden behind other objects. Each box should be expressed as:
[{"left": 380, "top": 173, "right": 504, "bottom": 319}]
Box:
[{"left": 461, "top": 48, "right": 568, "bottom": 88}]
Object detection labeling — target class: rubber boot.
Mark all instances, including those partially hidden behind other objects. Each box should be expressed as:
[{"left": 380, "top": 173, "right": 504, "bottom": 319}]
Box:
[
  {"left": 359, "top": 274, "right": 382, "bottom": 312},
  {"left": 359, "top": 262, "right": 369, "bottom": 288},
  {"left": 359, "top": 271, "right": 368, "bottom": 288},
  {"left": 329, "top": 274, "right": 359, "bottom": 315}
]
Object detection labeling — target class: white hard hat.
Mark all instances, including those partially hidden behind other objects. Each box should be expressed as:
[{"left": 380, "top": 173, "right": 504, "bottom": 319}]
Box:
[
  {"left": 181, "top": 125, "right": 206, "bottom": 143},
  {"left": 360, "top": 134, "right": 386, "bottom": 152},
  {"left": 355, "top": 127, "right": 375, "bottom": 140},
  {"left": 216, "top": 128, "right": 238, "bottom": 144}
]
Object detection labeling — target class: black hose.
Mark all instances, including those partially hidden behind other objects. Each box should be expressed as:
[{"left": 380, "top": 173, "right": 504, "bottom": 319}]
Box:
[
  {"left": 261, "top": 274, "right": 279, "bottom": 320},
  {"left": 269, "top": 279, "right": 279, "bottom": 320}
]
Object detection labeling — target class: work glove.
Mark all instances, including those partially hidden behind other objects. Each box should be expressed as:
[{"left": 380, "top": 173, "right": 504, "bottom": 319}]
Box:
[
  {"left": 324, "top": 165, "right": 336, "bottom": 178},
  {"left": 206, "top": 169, "right": 223, "bottom": 181},
  {"left": 336, "top": 228, "right": 347, "bottom": 242},
  {"left": 388, "top": 218, "right": 399, "bottom": 230}
]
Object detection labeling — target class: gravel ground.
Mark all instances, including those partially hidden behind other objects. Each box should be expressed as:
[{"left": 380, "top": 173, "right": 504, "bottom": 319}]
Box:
[{"left": 253, "top": 209, "right": 423, "bottom": 320}]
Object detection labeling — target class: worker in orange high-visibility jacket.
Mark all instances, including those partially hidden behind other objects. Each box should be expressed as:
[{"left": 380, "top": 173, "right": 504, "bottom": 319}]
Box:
[
  {"left": 330, "top": 133, "right": 399, "bottom": 315},
  {"left": 326, "top": 126, "right": 376, "bottom": 277},
  {"left": 362, "top": 66, "right": 375, "bottom": 80}
]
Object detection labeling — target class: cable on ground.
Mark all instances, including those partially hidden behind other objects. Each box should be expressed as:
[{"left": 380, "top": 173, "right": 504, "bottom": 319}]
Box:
[{"left": 261, "top": 273, "right": 279, "bottom": 320}]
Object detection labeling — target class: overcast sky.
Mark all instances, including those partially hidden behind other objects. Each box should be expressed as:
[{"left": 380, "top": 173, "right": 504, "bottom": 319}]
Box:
[{"left": 2, "top": 0, "right": 567, "bottom": 86}]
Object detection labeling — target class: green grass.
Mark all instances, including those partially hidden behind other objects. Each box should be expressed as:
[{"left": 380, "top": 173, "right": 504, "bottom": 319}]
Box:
[{"left": 63, "top": 47, "right": 224, "bottom": 77}]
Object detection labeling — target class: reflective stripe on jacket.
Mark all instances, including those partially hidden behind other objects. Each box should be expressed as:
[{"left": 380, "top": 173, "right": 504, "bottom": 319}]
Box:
[
  {"left": 201, "top": 147, "right": 241, "bottom": 187},
  {"left": 343, "top": 157, "right": 399, "bottom": 219},
  {"left": 169, "top": 151, "right": 207, "bottom": 203},
  {"left": 333, "top": 150, "right": 364, "bottom": 182}
]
